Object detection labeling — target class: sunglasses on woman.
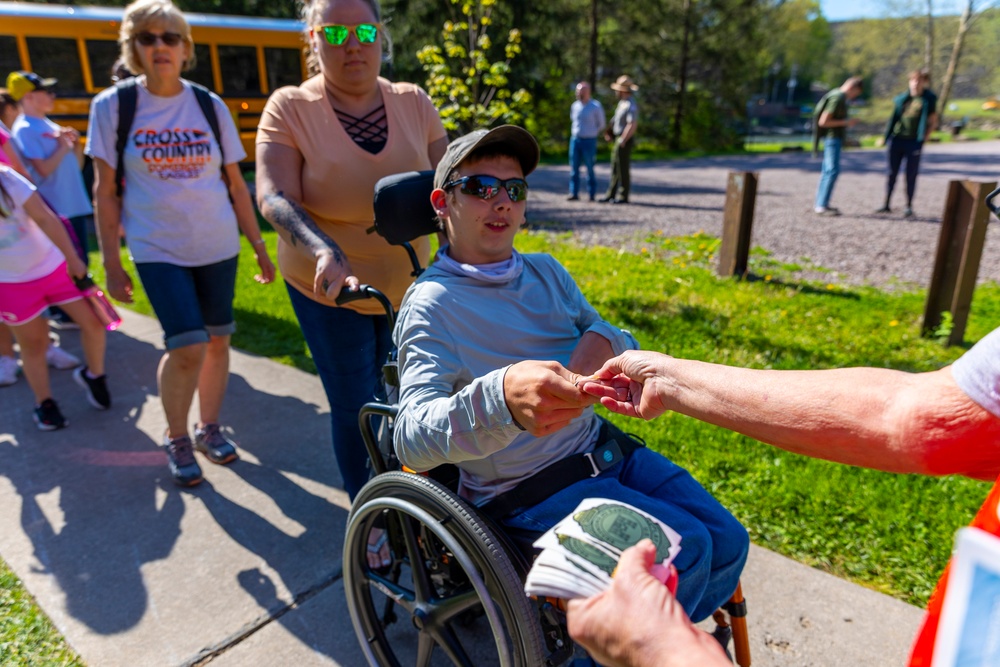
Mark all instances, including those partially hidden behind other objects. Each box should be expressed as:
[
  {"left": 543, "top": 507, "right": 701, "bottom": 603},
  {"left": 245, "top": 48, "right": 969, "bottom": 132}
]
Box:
[
  {"left": 315, "top": 23, "right": 381, "bottom": 46},
  {"left": 443, "top": 175, "right": 530, "bottom": 202},
  {"left": 135, "top": 31, "right": 183, "bottom": 47}
]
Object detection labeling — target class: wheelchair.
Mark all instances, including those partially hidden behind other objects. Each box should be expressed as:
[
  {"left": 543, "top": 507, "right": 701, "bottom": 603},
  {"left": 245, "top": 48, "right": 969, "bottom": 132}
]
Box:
[{"left": 340, "top": 171, "right": 752, "bottom": 667}]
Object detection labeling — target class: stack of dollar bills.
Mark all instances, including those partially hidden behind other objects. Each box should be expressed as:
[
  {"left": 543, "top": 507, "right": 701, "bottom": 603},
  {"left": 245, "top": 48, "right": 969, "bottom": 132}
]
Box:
[{"left": 524, "top": 497, "right": 682, "bottom": 600}]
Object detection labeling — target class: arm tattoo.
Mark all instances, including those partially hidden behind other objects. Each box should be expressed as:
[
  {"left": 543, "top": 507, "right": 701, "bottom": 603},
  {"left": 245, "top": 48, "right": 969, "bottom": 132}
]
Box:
[{"left": 261, "top": 192, "right": 347, "bottom": 264}]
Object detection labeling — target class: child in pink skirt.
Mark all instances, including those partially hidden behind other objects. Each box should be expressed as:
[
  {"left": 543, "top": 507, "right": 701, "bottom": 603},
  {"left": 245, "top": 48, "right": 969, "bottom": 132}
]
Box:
[{"left": 0, "top": 164, "right": 111, "bottom": 429}]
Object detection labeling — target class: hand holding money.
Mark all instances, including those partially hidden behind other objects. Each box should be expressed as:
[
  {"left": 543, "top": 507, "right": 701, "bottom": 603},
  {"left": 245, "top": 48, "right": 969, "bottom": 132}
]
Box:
[
  {"left": 524, "top": 498, "right": 682, "bottom": 601},
  {"left": 566, "top": 539, "right": 731, "bottom": 667}
]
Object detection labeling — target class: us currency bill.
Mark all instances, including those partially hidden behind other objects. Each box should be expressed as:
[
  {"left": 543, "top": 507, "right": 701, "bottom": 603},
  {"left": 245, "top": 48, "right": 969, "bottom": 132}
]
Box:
[{"left": 524, "top": 498, "right": 682, "bottom": 600}]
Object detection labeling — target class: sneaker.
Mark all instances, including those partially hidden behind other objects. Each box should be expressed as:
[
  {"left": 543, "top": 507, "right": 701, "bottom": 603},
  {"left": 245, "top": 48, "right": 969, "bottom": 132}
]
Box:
[
  {"left": 814, "top": 206, "right": 841, "bottom": 216},
  {"left": 47, "top": 309, "right": 80, "bottom": 330},
  {"left": 74, "top": 366, "right": 111, "bottom": 410},
  {"left": 46, "top": 343, "right": 81, "bottom": 370},
  {"left": 33, "top": 398, "right": 67, "bottom": 431},
  {"left": 164, "top": 434, "right": 203, "bottom": 486},
  {"left": 194, "top": 423, "right": 239, "bottom": 464},
  {"left": 0, "top": 355, "right": 18, "bottom": 386},
  {"left": 904, "top": 206, "right": 914, "bottom": 218},
  {"left": 874, "top": 206, "right": 892, "bottom": 214},
  {"left": 566, "top": 195, "right": 579, "bottom": 201}
]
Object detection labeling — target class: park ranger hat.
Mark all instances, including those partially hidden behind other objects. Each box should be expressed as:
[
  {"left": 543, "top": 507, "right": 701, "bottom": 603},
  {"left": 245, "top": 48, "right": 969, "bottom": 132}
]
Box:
[
  {"left": 610, "top": 75, "right": 639, "bottom": 92},
  {"left": 6, "top": 71, "right": 58, "bottom": 101},
  {"left": 434, "top": 125, "right": 540, "bottom": 190}
]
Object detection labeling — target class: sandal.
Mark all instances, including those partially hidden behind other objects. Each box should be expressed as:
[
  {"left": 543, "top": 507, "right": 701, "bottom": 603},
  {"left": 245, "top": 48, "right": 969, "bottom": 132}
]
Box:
[{"left": 367, "top": 527, "right": 392, "bottom": 569}]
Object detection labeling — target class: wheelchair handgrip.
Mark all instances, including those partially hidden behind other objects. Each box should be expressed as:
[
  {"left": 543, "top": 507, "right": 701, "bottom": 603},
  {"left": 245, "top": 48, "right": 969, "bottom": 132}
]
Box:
[
  {"left": 335, "top": 285, "right": 396, "bottom": 328},
  {"left": 987, "top": 185, "right": 1000, "bottom": 218}
]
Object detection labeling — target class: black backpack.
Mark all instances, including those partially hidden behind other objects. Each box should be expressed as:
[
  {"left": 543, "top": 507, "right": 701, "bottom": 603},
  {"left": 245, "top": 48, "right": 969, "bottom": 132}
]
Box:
[{"left": 113, "top": 77, "right": 224, "bottom": 197}]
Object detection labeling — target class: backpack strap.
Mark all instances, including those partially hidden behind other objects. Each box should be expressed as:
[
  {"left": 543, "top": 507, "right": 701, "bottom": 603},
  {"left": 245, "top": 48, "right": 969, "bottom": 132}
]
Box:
[
  {"left": 114, "top": 78, "right": 139, "bottom": 198},
  {"left": 188, "top": 81, "right": 225, "bottom": 167}
]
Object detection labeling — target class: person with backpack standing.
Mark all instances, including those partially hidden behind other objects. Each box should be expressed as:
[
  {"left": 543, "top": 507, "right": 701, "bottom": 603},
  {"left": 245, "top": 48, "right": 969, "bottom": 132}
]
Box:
[
  {"left": 811, "top": 76, "right": 863, "bottom": 216},
  {"left": 86, "top": 0, "right": 274, "bottom": 486}
]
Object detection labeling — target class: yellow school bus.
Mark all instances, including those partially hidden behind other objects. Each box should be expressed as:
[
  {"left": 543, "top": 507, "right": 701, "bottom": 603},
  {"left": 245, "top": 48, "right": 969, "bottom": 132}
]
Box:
[{"left": 0, "top": 1, "right": 307, "bottom": 163}]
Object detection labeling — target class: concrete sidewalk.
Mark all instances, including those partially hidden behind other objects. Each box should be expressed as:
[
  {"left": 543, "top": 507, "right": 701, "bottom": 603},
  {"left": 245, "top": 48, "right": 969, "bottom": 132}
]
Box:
[{"left": 0, "top": 310, "right": 924, "bottom": 666}]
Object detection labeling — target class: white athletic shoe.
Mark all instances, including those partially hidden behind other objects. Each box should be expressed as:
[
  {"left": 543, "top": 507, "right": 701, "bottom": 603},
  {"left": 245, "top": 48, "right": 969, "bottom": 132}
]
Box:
[
  {"left": 46, "top": 344, "right": 81, "bottom": 370},
  {"left": 0, "top": 355, "right": 19, "bottom": 386}
]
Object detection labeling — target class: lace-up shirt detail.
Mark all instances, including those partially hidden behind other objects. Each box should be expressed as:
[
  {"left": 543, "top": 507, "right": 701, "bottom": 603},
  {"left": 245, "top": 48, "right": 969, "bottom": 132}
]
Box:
[{"left": 336, "top": 105, "right": 387, "bottom": 154}]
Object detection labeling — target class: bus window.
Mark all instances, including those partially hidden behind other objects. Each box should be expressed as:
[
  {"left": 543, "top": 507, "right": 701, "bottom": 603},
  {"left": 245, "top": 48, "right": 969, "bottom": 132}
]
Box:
[
  {"left": 265, "top": 47, "right": 302, "bottom": 91},
  {"left": 25, "top": 37, "right": 85, "bottom": 94},
  {"left": 218, "top": 44, "right": 260, "bottom": 95},
  {"left": 186, "top": 43, "right": 214, "bottom": 90},
  {"left": 0, "top": 36, "right": 18, "bottom": 80},
  {"left": 85, "top": 39, "right": 120, "bottom": 88}
]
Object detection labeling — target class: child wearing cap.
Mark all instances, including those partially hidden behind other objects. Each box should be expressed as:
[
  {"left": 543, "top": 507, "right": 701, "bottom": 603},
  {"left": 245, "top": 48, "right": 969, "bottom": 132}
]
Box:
[
  {"left": 7, "top": 71, "right": 93, "bottom": 268},
  {"left": 391, "top": 125, "right": 749, "bottom": 628},
  {"left": 0, "top": 164, "right": 111, "bottom": 429}
]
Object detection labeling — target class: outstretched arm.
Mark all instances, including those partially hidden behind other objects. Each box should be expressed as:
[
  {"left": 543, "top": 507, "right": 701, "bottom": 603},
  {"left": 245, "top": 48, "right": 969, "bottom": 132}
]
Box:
[{"left": 582, "top": 351, "right": 1000, "bottom": 480}]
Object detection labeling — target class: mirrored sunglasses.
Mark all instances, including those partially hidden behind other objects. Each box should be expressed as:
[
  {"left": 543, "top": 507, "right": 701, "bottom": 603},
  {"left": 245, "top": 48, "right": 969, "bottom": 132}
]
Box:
[
  {"left": 443, "top": 175, "right": 529, "bottom": 202},
  {"left": 316, "top": 23, "right": 380, "bottom": 46},
  {"left": 135, "top": 31, "right": 184, "bottom": 47}
]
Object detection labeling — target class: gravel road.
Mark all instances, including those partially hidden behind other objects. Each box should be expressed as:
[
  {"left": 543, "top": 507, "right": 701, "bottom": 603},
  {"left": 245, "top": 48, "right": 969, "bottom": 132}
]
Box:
[{"left": 526, "top": 139, "right": 1000, "bottom": 289}]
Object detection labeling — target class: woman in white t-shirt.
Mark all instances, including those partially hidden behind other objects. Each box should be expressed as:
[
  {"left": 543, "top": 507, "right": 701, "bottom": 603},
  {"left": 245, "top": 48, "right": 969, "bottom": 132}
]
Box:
[
  {"left": 87, "top": 0, "right": 275, "bottom": 488},
  {"left": 0, "top": 165, "right": 110, "bottom": 429}
]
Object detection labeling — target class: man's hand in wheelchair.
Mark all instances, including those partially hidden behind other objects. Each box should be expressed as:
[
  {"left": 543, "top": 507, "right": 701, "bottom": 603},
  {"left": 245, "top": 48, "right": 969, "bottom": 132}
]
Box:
[
  {"left": 503, "top": 360, "right": 599, "bottom": 437},
  {"left": 313, "top": 247, "right": 360, "bottom": 300},
  {"left": 568, "top": 331, "right": 616, "bottom": 377},
  {"left": 567, "top": 539, "right": 730, "bottom": 667}
]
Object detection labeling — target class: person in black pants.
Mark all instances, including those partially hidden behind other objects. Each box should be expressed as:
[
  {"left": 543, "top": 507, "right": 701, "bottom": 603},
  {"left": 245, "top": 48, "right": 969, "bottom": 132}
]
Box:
[{"left": 876, "top": 69, "right": 937, "bottom": 218}]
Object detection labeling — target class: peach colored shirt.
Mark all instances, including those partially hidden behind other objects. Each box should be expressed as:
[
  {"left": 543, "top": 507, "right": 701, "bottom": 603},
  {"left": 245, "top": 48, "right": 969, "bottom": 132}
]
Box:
[{"left": 257, "top": 75, "right": 446, "bottom": 314}]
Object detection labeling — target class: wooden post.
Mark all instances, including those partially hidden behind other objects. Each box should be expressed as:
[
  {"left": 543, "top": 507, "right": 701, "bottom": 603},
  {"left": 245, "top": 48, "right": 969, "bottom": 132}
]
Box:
[
  {"left": 923, "top": 179, "right": 995, "bottom": 346},
  {"left": 718, "top": 171, "right": 758, "bottom": 278}
]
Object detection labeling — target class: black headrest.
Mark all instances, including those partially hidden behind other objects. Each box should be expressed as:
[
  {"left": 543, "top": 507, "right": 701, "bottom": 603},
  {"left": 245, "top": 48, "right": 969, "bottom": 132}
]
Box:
[{"left": 372, "top": 170, "right": 438, "bottom": 245}]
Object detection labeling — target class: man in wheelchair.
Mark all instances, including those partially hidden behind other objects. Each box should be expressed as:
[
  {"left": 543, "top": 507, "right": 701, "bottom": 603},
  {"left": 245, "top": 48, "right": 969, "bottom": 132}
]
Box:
[{"left": 391, "top": 125, "right": 749, "bottom": 626}]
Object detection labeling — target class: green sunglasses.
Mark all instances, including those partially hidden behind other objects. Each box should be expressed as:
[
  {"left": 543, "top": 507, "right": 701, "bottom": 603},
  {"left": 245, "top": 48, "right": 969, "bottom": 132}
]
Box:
[{"left": 315, "top": 23, "right": 381, "bottom": 46}]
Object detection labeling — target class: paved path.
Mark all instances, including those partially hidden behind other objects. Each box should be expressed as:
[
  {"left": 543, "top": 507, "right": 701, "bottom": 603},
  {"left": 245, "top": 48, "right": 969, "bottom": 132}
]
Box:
[
  {"left": 0, "top": 310, "right": 925, "bottom": 666},
  {"left": 527, "top": 139, "right": 1000, "bottom": 289}
]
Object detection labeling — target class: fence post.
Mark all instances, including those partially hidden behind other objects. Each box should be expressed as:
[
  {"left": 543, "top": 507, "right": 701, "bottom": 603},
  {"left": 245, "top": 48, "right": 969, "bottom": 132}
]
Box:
[
  {"left": 922, "top": 179, "right": 996, "bottom": 346},
  {"left": 717, "top": 171, "right": 758, "bottom": 278}
]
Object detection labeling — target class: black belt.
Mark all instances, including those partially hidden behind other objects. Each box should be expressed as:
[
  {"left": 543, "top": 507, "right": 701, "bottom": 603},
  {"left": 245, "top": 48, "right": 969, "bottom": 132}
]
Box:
[{"left": 480, "top": 419, "right": 645, "bottom": 519}]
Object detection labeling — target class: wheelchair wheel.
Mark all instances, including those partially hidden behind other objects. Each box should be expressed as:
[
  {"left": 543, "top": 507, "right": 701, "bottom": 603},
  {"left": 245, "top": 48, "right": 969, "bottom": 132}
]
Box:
[{"left": 344, "top": 472, "right": 548, "bottom": 667}]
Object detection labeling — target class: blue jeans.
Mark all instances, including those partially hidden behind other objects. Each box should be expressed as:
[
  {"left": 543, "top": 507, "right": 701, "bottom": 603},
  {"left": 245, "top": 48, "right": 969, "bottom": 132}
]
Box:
[
  {"left": 814, "top": 137, "right": 842, "bottom": 209},
  {"left": 501, "top": 446, "right": 748, "bottom": 622},
  {"left": 135, "top": 256, "right": 238, "bottom": 350},
  {"left": 569, "top": 136, "right": 598, "bottom": 199},
  {"left": 286, "top": 283, "right": 392, "bottom": 500}
]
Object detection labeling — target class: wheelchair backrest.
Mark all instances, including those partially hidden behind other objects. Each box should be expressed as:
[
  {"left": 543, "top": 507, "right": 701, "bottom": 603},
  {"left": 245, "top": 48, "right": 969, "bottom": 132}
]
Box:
[{"left": 372, "top": 170, "right": 438, "bottom": 246}]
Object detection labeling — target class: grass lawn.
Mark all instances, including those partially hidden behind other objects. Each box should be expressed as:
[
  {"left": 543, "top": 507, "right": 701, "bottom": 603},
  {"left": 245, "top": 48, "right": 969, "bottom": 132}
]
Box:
[{"left": 4, "top": 228, "right": 998, "bottom": 662}]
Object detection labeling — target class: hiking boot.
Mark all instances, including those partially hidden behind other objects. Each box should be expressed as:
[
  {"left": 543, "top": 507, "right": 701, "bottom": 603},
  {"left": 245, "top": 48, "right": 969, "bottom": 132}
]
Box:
[
  {"left": 566, "top": 194, "right": 579, "bottom": 201},
  {"left": 47, "top": 343, "right": 81, "bottom": 370},
  {"left": 74, "top": 366, "right": 111, "bottom": 410},
  {"left": 194, "top": 423, "right": 239, "bottom": 465},
  {"left": 164, "top": 434, "right": 203, "bottom": 486},
  {"left": 33, "top": 398, "right": 67, "bottom": 431},
  {"left": 0, "top": 355, "right": 18, "bottom": 387}
]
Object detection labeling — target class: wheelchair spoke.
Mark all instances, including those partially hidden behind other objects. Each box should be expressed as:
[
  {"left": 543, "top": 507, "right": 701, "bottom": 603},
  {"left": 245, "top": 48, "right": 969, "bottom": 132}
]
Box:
[
  {"left": 414, "top": 632, "right": 436, "bottom": 667},
  {"left": 365, "top": 569, "right": 417, "bottom": 615},
  {"left": 395, "top": 511, "right": 436, "bottom": 604},
  {"left": 432, "top": 589, "right": 483, "bottom": 624},
  {"left": 429, "top": 624, "right": 475, "bottom": 667}
]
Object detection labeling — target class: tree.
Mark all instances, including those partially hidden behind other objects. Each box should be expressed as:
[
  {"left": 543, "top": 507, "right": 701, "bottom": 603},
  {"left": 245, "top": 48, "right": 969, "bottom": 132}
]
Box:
[
  {"left": 937, "top": 0, "right": 997, "bottom": 121},
  {"left": 416, "top": 0, "right": 532, "bottom": 134}
]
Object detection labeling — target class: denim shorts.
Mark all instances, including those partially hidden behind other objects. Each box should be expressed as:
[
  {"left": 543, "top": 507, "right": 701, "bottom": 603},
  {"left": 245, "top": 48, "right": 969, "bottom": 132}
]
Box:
[{"left": 135, "top": 256, "right": 238, "bottom": 349}]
